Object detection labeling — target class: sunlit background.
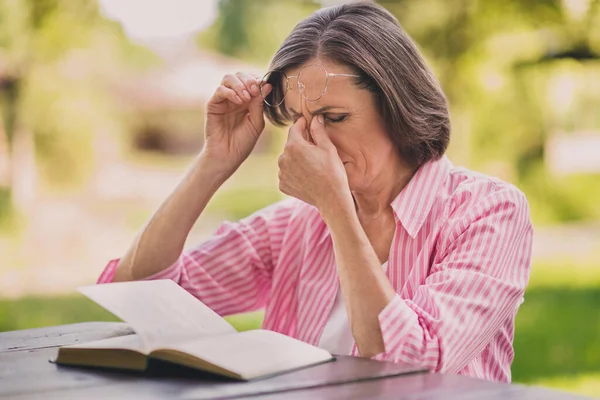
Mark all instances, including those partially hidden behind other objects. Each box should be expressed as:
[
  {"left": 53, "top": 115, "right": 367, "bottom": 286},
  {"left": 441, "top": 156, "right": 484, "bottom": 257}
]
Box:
[{"left": 0, "top": 0, "right": 599, "bottom": 396}]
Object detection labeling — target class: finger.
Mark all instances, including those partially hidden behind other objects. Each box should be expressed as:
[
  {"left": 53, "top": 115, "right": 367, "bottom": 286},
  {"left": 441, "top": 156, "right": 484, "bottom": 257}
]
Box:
[
  {"left": 251, "top": 82, "right": 271, "bottom": 111},
  {"left": 286, "top": 117, "right": 308, "bottom": 145},
  {"left": 248, "top": 83, "right": 271, "bottom": 130},
  {"left": 212, "top": 85, "right": 243, "bottom": 105},
  {"left": 310, "top": 114, "right": 333, "bottom": 148},
  {"left": 221, "top": 73, "right": 251, "bottom": 102},
  {"left": 235, "top": 72, "right": 260, "bottom": 97},
  {"left": 257, "top": 83, "right": 272, "bottom": 102}
]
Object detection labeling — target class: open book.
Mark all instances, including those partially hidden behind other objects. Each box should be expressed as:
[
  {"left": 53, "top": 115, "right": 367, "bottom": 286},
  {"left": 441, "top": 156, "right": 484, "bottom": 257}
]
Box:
[{"left": 55, "top": 280, "right": 333, "bottom": 381}]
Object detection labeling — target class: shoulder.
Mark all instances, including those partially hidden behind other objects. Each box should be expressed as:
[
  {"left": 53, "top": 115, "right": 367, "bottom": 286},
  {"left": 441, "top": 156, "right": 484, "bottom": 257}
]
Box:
[
  {"left": 431, "top": 165, "right": 534, "bottom": 276},
  {"left": 440, "top": 165, "right": 531, "bottom": 235},
  {"left": 445, "top": 165, "right": 528, "bottom": 211}
]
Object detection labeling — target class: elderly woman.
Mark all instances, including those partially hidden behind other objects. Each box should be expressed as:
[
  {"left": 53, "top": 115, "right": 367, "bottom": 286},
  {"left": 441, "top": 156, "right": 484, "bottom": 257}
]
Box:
[{"left": 98, "top": 2, "right": 533, "bottom": 383}]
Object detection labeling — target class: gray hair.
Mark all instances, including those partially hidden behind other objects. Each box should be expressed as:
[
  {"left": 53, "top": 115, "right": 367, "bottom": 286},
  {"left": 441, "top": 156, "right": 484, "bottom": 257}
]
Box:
[{"left": 264, "top": 1, "right": 450, "bottom": 166}]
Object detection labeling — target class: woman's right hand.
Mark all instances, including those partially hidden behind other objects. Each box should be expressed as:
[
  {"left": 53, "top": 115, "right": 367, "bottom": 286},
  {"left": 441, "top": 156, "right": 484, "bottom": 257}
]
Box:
[{"left": 203, "top": 72, "right": 272, "bottom": 173}]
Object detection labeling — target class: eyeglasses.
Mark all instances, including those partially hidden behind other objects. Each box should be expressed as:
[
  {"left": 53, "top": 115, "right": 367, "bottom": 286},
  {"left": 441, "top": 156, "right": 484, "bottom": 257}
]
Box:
[{"left": 259, "top": 64, "right": 360, "bottom": 107}]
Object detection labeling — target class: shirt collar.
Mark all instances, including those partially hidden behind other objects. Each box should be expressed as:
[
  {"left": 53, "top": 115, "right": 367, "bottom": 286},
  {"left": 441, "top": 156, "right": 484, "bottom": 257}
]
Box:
[{"left": 390, "top": 155, "right": 453, "bottom": 238}]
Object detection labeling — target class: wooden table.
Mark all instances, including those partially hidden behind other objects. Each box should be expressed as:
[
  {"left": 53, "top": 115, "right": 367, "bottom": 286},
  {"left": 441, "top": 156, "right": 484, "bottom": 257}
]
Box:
[{"left": 0, "top": 322, "right": 591, "bottom": 399}]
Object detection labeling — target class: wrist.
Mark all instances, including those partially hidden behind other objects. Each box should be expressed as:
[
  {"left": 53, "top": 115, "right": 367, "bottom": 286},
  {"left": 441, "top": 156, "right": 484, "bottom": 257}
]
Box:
[
  {"left": 318, "top": 187, "right": 355, "bottom": 224},
  {"left": 195, "top": 151, "right": 237, "bottom": 181},
  {"left": 186, "top": 153, "right": 234, "bottom": 196}
]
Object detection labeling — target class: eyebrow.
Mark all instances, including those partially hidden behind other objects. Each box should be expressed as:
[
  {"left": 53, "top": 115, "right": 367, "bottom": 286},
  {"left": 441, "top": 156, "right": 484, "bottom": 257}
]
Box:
[{"left": 289, "top": 106, "right": 345, "bottom": 115}]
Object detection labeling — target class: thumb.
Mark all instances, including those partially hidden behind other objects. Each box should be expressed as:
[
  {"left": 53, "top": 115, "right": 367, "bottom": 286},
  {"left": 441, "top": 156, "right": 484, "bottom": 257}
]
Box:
[
  {"left": 310, "top": 114, "right": 333, "bottom": 148},
  {"left": 287, "top": 116, "right": 307, "bottom": 145}
]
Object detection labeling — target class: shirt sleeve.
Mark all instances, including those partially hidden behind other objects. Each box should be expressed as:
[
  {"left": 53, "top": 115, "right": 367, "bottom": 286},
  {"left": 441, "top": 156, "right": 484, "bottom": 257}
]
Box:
[
  {"left": 371, "top": 185, "right": 533, "bottom": 374},
  {"left": 96, "top": 198, "right": 299, "bottom": 317}
]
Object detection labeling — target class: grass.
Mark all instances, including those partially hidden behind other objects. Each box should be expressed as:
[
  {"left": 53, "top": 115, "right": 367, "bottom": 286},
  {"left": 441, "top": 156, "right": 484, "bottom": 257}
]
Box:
[
  {"left": 533, "top": 373, "right": 600, "bottom": 397},
  {"left": 0, "top": 295, "right": 263, "bottom": 333},
  {"left": 511, "top": 258, "right": 600, "bottom": 397},
  {"left": 1, "top": 259, "right": 598, "bottom": 397},
  {"left": 512, "top": 286, "right": 600, "bottom": 382}
]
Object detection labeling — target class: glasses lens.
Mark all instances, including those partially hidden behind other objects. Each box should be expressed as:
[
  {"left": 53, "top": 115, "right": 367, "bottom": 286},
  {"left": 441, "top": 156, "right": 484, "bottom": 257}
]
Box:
[
  {"left": 260, "top": 70, "right": 287, "bottom": 107},
  {"left": 297, "top": 64, "right": 328, "bottom": 101}
]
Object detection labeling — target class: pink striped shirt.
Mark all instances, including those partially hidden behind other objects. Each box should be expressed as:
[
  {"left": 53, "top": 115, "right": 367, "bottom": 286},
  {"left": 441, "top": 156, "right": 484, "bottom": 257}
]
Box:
[{"left": 98, "top": 156, "right": 533, "bottom": 382}]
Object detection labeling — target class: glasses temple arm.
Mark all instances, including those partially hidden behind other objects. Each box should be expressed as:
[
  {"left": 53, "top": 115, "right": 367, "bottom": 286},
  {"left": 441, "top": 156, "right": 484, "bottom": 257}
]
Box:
[{"left": 327, "top": 73, "right": 361, "bottom": 77}]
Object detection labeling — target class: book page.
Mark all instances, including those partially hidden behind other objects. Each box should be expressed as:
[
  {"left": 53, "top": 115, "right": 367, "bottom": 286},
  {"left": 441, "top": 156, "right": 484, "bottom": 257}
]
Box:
[
  {"left": 78, "top": 280, "right": 237, "bottom": 350},
  {"left": 161, "top": 330, "right": 333, "bottom": 380}
]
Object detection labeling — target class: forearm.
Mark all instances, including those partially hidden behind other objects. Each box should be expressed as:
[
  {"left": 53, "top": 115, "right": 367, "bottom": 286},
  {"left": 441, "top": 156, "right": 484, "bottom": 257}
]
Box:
[
  {"left": 113, "top": 153, "right": 233, "bottom": 282},
  {"left": 320, "top": 196, "right": 397, "bottom": 358}
]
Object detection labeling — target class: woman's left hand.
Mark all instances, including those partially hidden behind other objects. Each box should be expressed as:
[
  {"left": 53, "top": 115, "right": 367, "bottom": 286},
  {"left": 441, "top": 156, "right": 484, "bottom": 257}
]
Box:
[{"left": 278, "top": 115, "right": 352, "bottom": 212}]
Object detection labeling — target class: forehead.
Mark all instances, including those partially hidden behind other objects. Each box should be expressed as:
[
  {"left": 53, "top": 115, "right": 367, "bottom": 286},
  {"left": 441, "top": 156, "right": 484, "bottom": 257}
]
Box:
[
  {"left": 283, "top": 58, "right": 359, "bottom": 113},
  {"left": 286, "top": 58, "right": 353, "bottom": 76}
]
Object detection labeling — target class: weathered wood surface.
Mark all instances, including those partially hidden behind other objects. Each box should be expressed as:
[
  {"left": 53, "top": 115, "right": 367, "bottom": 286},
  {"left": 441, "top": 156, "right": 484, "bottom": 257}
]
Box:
[
  {"left": 0, "top": 322, "right": 591, "bottom": 399},
  {"left": 0, "top": 322, "right": 133, "bottom": 353}
]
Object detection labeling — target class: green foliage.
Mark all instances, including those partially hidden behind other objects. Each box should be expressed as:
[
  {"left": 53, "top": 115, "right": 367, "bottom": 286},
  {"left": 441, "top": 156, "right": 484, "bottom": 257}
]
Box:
[
  {"left": 209, "top": 0, "right": 253, "bottom": 57},
  {"left": 198, "top": 0, "right": 319, "bottom": 65},
  {"left": 523, "top": 166, "right": 600, "bottom": 224},
  {"left": 390, "top": 0, "right": 600, "bottom": 225},
  {"left": 24, "top": 66, "right": 102, "bottom": 188},
  {"left": 0, "top": 0, "right": 158, "bottom": 192}
]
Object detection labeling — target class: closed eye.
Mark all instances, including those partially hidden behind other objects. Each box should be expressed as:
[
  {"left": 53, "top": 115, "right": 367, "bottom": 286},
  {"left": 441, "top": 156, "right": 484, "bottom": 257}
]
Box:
[
  {"left": 287, "top": 112, "right": 347, "bottom": 125},
  {"left": 324, "top": 114, "right": 347, "bottom": 123}
]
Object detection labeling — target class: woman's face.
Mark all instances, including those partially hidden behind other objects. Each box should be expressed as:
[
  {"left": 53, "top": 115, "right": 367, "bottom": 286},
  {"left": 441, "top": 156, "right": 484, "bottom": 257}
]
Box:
[{"left": 282, "top": 59, "right": 401, "bottom": 193}]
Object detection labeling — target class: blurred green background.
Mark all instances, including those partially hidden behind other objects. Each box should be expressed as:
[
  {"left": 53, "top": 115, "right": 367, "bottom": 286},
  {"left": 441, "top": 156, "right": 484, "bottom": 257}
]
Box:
[{"left": 0, "top": 0, "right": 599, "bottom": 397}]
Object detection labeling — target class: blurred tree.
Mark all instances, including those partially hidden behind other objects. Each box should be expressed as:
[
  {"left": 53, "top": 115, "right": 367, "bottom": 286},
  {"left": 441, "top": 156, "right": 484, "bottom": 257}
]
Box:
[
  {"left": 0, "top": 0, "right": 156, "bottom": 212},
  {"left": 382, "top": 0, "right": 600, "bottom": 224},
  {"left": 198, "top": 0, "right": 320, "bottom": 65}
]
